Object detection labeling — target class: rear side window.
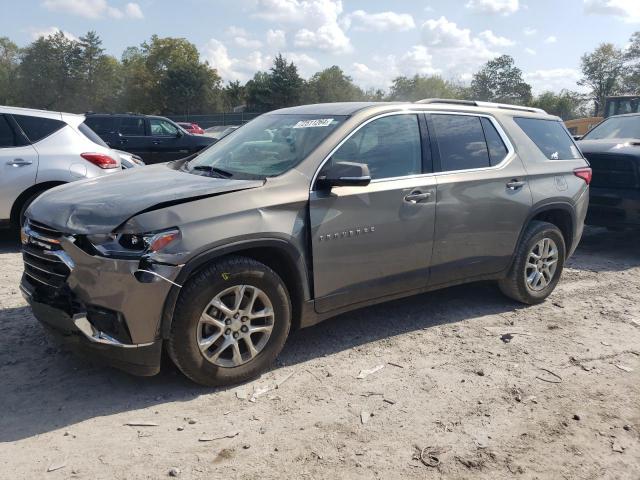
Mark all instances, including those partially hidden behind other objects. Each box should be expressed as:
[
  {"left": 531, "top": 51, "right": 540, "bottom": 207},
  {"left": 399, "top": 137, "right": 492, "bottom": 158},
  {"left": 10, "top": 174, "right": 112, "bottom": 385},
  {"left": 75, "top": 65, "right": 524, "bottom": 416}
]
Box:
[
  {"left": 12, "top": 114, "right": 65, "bottom": 143},
  {"left": 480, "top": 117, "right": 508, "bottom": 166},
  {"left": 119, "top": 117, "right": 145, "bottom": 136},
  {"left": 84, "top": 116, "right": 117, "bottom": 135},
  {"left": 514, "top": 117, "right": 582, "bottom": 160},
  {"left": 0, "top": 115, "right": 21, "bottom": 148},
  {"left": 79, "top": 122, "right": 109, "bottom": 148},
  {"left": 432, "top": 114, "right": 490, "bottom": 171}
]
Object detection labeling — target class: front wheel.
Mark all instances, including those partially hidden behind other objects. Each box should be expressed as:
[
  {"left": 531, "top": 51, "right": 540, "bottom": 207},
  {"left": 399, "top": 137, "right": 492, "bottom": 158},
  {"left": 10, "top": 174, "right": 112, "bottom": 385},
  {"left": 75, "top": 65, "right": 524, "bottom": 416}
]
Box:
[
  {"left": 167, "top": 256, "right": 291, "bottom": 387},
  {"left": 499, "top": 221, "right": 566, "bottom": 304}
]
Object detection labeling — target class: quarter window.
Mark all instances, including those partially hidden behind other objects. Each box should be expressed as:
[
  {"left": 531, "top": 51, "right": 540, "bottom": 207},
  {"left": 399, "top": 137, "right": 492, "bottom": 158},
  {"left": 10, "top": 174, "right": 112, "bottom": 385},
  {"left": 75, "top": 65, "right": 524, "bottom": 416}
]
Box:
[
  {"left": 84, "top": 116, "right": 117, "bottom": 134},
  {"left": 514, "top": 117, "right": 582, "bottom": 160},
  {"left": 432, "top": 114, "right": 490, "bottom": 171},
  {"left": 330, "top": 114, "right": 422, "bottom": 180},
  {"left": 118, "top": 117, "right": 145, "bottom": 136},
  {"left": 480, "top": 117, "right": 508, "bottom": 166},
  {"left": 12, "top": 114, "right": 65, "bottom": 143}
]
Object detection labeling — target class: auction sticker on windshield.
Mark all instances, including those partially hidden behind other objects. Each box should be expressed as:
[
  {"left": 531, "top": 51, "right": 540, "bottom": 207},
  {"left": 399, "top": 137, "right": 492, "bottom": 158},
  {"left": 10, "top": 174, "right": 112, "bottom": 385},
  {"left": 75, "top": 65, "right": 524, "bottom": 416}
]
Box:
[{"left": 293, "top": 118, "right": 334, "bottom": 128}]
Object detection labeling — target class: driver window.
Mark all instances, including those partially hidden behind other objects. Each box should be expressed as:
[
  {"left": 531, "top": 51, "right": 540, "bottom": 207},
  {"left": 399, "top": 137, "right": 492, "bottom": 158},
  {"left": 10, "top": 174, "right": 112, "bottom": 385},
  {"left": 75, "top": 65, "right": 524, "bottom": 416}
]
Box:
[
  {"left": 329, "top": 114, "right": 422, "bottom": 180},
  {"left": 150, "top": 119, "right": 178, "bottom": 136}
]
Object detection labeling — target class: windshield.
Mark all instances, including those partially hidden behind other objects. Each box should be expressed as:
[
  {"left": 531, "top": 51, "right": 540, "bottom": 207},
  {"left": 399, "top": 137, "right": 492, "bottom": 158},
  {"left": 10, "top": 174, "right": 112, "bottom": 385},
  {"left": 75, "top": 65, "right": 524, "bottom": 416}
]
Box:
[
  {"left": 185, "top": 114, "right": 346, "bottom": 178},
  {"left": 583, "top": 116, "right": 640, "bottom": 140}
]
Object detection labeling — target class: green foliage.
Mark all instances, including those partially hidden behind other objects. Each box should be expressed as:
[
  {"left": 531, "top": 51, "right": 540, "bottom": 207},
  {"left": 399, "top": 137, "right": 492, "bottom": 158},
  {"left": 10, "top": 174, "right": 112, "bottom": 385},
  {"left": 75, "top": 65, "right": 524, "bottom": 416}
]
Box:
[
  {"left": 388, "top": 75, "right": 461, "bottom": 102},
  {"left": 579, "top": 43, "right": 626, "bottom": 116},
  {"left": 529, "top": 90, "right": 589, "bottom": 120},
  {"left": 246, "top": 55, "right": 305, "bottom": 112},
  {"left": 304, "top": 66, "right": 364, "bottom": 103},
  {"left": 471, "top": 55, "right": 532, "bottom": 105},
  {"left": 0, "top": 37, "right": 20, "bottom": 105}
]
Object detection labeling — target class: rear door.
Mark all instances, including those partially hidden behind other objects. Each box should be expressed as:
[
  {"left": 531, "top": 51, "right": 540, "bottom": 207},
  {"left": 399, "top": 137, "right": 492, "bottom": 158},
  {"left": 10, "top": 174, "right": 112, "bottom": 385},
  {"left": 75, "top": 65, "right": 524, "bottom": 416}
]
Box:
[
  {"left": 116, "top": 116, "right": 151, "bottom": 161},
  {"left": 148, "top": 118, "right": 190, "bottom": 163},
  {"left": 310, "top": 113, "right": 437, "bottom": 313},
  {"left": 427, "top": 112, "right": 532, "bottom": 284},
  {"left": 83, "top": 116, "right": 118, "bottom": 147},
  {"left": 0, "top": 114, "right": 38, "bottom": 221}
]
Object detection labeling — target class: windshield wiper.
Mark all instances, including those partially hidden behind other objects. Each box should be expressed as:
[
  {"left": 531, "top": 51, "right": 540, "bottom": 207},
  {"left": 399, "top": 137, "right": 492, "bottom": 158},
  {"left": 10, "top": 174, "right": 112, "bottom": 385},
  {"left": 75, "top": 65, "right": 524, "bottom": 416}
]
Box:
[{"left": 192, "top": 165, "right": 233, "bottom": 178}]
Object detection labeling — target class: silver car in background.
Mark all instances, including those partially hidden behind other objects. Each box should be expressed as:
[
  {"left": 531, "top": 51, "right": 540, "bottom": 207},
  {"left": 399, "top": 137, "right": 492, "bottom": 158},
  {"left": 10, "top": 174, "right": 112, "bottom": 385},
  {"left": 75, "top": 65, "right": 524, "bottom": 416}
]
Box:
[{"left": 0, "top": 106, "right": 123, "bottom": 228}]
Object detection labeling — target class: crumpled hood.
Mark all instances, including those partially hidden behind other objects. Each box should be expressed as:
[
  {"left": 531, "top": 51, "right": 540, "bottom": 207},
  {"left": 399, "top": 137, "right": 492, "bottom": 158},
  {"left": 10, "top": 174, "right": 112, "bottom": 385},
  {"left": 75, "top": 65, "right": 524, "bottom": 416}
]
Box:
[
  {"left": 578, "top": 138, "right": 640, "bottom": 156},
  {"left": 27, "top": 163, "right": 264, "bottom": 234}
]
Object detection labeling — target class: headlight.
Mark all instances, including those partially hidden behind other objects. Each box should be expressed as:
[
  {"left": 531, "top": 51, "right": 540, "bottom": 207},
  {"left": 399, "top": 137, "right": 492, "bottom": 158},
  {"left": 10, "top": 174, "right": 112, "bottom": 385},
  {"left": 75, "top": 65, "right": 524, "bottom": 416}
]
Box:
[{"left": 87, "top": 228, "right": 181, "bottom": 257}]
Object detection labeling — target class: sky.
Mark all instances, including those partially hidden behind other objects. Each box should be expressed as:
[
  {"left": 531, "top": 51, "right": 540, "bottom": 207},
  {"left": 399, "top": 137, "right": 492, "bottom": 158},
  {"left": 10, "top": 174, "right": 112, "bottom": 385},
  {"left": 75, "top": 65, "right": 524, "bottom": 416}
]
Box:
[{"left": 3, "top": 0, "right": 640, "bottom": 93}]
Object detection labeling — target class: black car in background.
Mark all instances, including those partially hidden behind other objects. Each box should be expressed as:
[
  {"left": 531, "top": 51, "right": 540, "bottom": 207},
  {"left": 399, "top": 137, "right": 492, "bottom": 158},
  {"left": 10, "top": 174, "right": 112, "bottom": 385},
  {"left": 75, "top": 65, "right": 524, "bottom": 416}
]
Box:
[
  {"left": 84, "top": 113, "right": 215, "bottom": 164},
  {"left": 577, "top": 113, "right": 640, "bottom": 228}
]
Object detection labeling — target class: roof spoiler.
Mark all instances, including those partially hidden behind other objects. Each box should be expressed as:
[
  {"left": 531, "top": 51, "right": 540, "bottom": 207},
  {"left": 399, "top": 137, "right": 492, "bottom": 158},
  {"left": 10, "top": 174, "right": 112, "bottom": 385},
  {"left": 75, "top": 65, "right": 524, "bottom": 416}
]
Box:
[{"left": 415, "top": 98, "right": 547, "bottom": 114}]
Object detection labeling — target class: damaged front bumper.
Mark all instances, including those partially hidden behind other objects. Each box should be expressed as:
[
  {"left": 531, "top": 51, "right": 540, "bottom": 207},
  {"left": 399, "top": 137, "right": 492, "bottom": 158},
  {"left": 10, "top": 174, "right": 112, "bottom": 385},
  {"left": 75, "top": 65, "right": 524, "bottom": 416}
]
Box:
[{"left": 20, "top": 220, "right": 183, "bottom": 376}]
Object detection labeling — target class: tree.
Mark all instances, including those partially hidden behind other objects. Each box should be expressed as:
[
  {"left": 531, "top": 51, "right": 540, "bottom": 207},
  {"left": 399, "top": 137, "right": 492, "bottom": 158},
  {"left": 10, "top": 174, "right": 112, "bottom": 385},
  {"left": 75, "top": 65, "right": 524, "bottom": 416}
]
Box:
[
  {"left": 530, "top": 90, "right": 589, "bottom": 120},
  {"left": 269, "top": 54, "right": 304, "bottom": 109},
  {"left": 304, "top": 66, "right": 364, "bottom": 103},
  {"left": 470, "top": 55, "right": 532, "bottom": 105},
  {"left": 245, "top": 71, "right": 273, "bottom": 112},
  {"left": 17, "top": 32, "right": 84, "bottom": 111},
  {"left": 578, "top": 43, "right": 626, "bottom": 116},
  {"left": 0, "top": 37, "right": 20, "bottom": 105},
  {"left": 623, "top": 31, "right": 640, "bottom": 93},
  {"left": 223, "top": 80, "right": 246, "bottom": 110},
  {"left": 388, "top": 75, "right": 460, "bottom": 102}
]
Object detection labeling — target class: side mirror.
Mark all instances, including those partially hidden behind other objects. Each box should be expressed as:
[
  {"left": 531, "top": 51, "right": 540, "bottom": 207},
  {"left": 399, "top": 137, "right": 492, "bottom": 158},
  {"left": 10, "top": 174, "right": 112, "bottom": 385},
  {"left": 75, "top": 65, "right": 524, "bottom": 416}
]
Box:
[
  {"left": 176, "top": 129, "right": 184, "bottom": 138},
  {"left": 316, "top": 161, "right": 371, "bottom": 189}
]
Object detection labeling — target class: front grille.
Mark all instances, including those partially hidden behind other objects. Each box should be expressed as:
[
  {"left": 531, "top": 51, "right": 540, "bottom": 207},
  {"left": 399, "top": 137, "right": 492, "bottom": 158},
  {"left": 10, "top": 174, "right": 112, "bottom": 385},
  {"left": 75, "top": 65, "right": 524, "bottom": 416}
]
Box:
[
  {"left": 585, "top": 152, "right": 639, "bottom": 189},
  {"left": 22, "top": 221, "right": 71, "bottom": 292}
]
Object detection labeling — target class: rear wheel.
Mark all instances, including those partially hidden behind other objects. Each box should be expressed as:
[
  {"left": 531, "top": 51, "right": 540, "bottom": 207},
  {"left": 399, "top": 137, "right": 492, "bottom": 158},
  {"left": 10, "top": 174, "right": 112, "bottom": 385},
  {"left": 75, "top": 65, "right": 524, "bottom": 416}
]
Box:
[
  {"left": 168, "top": 256, "right": 291, "bottom": 387},
  {"left": 499, "top": 221, "right": 566, "bottom": 304}
]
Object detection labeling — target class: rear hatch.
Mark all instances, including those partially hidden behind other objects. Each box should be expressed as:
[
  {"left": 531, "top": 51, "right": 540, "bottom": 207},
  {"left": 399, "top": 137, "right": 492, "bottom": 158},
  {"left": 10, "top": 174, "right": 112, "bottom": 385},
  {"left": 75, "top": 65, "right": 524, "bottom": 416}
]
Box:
[{"left": 578, "top": 140, "right": 640, "bottom": 189}]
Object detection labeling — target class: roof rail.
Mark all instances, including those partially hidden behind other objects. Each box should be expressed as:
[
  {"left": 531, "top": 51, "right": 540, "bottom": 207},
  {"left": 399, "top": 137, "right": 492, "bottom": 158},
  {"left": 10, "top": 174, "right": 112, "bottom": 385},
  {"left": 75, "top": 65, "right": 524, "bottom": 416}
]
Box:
[{"left": 415, "top": 98, "right": 547, "bottom": 115}]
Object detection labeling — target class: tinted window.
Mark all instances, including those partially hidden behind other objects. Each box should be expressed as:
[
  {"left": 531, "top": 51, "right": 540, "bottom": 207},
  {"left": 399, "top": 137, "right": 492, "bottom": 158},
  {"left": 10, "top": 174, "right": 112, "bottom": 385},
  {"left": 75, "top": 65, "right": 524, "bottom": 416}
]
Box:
[
  {"left": 84, "top": 116, "right": 117, "bottom": 134},
  {"left": 13, "top": 114, "right": 65, "bottom": 143},
  {"left": 79, "top": 122, "right": 109, "bottom": 147},
  {"left": 514, "top": 117, "right": 582, "bottom": 160},
  {"left": 119, "top": 117, "right": 145, "bottom": 136},
  {"left": 188, "top": 114, "right": 346, "bottom": 179},
  {"left": 330, "top": 115, "right": 422, "bottom": 180},
  {"left": 432, "top": 114, "right": 490, "bottom": 171},
  {"left": 582, "top": 116, "right": 640, "bottom": 140},
  {"left": 0, "top": 115, "right": 18, "bottom": 148},
  {"left": 150, "top": 118, "right": 179, "bottom": 136},
  {"left": 480, "top": 117, "right": 508, "bottom": 166}
]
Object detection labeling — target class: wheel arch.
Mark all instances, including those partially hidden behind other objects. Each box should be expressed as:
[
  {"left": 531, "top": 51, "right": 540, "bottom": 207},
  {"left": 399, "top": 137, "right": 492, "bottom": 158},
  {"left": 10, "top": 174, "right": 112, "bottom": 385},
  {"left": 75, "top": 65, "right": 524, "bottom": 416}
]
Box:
[
  {"left": 160, "top": 237, "right": 311, "bottom": 338},
  {"left": 10, "top": 181, "right": 67, "bottom": 228}
]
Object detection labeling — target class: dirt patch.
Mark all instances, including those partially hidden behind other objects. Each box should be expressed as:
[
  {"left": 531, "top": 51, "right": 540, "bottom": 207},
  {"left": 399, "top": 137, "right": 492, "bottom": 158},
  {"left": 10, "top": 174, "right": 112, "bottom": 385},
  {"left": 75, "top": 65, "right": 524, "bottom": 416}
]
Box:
[{"left": 0, "top": 227, "right": 639, "bottom": 479}]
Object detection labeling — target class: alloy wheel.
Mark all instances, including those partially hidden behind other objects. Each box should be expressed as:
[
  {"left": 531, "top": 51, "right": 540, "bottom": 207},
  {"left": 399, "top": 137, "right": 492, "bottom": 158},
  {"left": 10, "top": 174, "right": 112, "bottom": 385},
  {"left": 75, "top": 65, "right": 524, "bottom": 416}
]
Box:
[
  {"left": 196, "top": 285, "right": 275, "bottom": 367},
  {"left": 525, "top": 237, "right": 559, "bottom": 292}
]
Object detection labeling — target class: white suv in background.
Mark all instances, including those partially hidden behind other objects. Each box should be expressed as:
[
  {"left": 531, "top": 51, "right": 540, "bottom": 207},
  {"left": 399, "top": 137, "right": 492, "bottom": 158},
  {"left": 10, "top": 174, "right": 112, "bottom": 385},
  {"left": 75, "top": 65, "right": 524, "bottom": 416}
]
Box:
[{"left": 0, "top": 106, "right": 123, "bottom": 229}]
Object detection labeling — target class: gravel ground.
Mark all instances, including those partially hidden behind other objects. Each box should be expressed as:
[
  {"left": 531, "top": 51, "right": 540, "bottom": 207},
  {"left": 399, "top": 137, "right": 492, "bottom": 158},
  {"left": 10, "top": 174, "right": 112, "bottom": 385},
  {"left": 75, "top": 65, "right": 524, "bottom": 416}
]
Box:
[{"left": 0, "top": 227, "right": 639, "bottom": 479}]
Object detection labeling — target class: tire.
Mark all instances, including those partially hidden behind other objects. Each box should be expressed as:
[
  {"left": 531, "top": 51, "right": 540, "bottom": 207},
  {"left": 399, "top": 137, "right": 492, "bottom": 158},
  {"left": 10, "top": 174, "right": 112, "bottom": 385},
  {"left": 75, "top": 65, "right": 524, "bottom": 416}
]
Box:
[
  {"left": 16, "top": 190, "right": 44, "bottom": 229},
  {"left": 167, "top": 256, "right": 291, "bottom": 387},
  {"left": 498, "top": 221, "right": 566, "bottom": 305}
]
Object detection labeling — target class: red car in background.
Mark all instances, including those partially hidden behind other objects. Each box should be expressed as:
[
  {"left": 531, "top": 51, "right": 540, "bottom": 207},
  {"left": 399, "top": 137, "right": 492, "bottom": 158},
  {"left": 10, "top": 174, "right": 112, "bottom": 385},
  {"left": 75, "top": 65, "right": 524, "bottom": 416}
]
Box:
[{"left": 177, "top": 122, "right": 204, "bottom": 135}]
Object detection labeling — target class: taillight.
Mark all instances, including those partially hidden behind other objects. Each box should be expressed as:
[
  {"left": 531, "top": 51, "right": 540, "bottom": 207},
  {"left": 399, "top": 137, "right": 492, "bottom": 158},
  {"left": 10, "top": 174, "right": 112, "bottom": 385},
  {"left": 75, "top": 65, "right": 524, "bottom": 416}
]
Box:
[
  {"left": 574, "top": 167, "right": 592, "bottom": 185},
  {"left": 81, "top": 152, "right": 118, "bottom": 169}
]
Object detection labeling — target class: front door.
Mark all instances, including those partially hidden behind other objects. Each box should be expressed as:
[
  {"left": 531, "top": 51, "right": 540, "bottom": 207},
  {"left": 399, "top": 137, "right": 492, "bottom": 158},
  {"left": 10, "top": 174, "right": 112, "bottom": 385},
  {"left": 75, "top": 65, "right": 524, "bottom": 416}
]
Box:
[
  {"left": 149, "top": 118, "right": 189, "bottom": 163},
  {"left": 310, "top": 113, "right": 437, "bottom": 313},
  {"left": 427, "top": 113, "right": 533, "bottom": 284},
  {"left": 0, "top": 114, "right": 38, "bottom": 221}
]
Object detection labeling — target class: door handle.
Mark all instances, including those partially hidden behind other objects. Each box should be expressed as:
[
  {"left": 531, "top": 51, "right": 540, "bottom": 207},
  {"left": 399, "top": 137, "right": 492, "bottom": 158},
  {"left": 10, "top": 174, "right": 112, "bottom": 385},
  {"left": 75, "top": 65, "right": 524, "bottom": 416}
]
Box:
[
  {"left": 152, "top": 140, "right": 161, "bottom": 145},
  {"left": 506, "top": 180, "right": 526, "bottom": 190},
  {"left": 7, "top": 158, "right": 33, "bottom": 167},
  {"left": 119, "top": 139, "right": 128, "bottom": 144},
  {"left": 404, "top": 191, "right": 432, "bottom": 203}
]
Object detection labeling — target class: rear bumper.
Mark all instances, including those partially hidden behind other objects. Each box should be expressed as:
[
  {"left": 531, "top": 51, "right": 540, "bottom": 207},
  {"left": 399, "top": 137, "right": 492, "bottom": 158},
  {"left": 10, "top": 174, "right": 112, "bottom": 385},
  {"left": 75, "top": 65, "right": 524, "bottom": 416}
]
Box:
[
  {"left": 587, "top": 187, "right": 640, "bottom": 227},
  {"left": 22, "top": 280, "right": 163, "bottom": 376}
]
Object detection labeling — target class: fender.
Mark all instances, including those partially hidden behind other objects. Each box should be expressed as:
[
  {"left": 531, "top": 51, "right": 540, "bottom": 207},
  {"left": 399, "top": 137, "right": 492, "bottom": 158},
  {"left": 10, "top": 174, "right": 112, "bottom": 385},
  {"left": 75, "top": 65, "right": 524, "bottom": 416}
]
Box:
[
  {"left": 507, "top": 200, "right": 577, "bottom": 272},
  {"left": 158, "top": 235, "right": 311, "bottom": 338}
]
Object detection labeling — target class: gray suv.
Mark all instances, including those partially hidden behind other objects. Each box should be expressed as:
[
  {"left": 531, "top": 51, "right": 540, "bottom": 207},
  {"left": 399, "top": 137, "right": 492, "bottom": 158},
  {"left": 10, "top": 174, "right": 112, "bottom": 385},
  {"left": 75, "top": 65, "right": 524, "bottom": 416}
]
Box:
[{"left": 20, "top": 100, "right": 591, "bottom": 386}]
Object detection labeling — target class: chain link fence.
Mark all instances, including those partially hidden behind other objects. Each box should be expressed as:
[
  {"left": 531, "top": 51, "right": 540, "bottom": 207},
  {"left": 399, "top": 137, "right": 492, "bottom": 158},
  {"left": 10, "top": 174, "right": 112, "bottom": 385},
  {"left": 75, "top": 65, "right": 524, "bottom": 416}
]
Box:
[{"left": 168, "top": 112, "right": 261, "bottom": 128}]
